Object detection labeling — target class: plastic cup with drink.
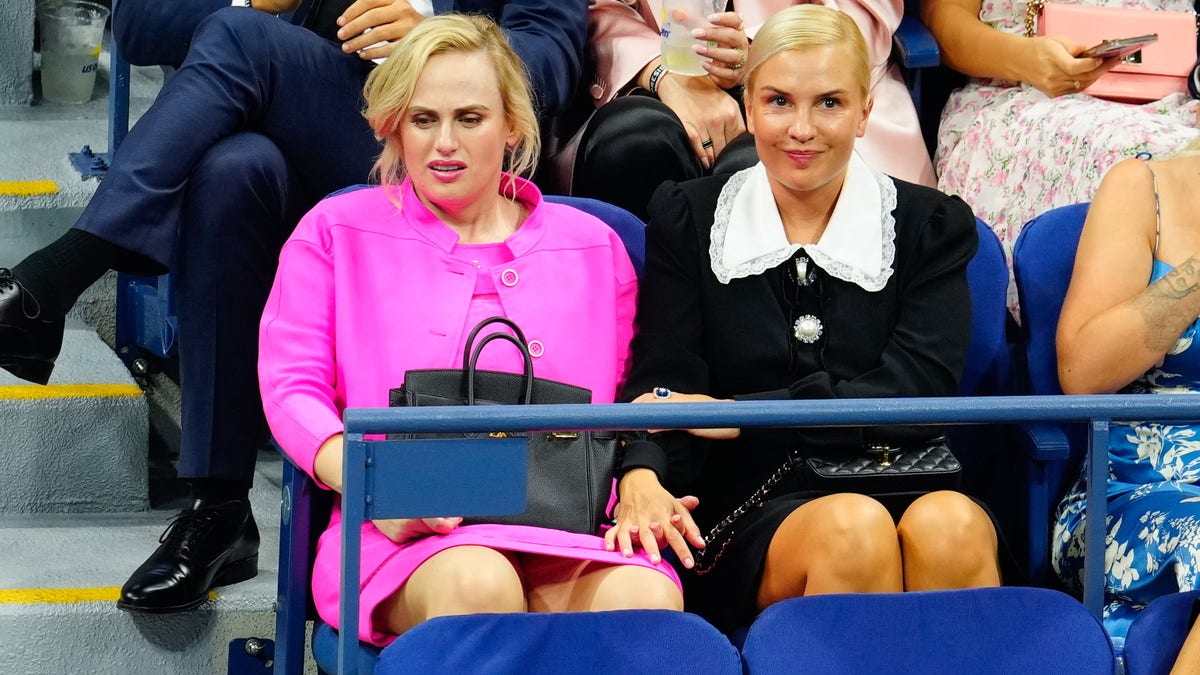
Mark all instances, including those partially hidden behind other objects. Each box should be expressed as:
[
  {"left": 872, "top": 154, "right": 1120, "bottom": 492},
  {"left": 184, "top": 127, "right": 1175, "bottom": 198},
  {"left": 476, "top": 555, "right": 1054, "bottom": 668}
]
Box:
[
  {"left": 37, "top": 0, "right": 110, "bottom": 105},
  {"left": 660, "top": 0, "right": 724, "bottom": 76}
]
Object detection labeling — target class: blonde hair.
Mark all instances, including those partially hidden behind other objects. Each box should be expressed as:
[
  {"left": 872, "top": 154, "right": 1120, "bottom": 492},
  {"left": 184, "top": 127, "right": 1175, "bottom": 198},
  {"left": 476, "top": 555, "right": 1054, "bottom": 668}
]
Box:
[
  {"left": 744, "top": 5, "right": 872, "bottom": 97},
  {"left": 362, "top": 14, "right": 540, "bottom": 193}
]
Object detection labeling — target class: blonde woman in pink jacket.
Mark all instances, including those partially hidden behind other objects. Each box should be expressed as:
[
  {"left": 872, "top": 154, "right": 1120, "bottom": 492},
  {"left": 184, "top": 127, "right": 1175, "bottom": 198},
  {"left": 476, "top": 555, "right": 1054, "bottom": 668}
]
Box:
[
  {"left": 553, "top": 0, "right": 934, "bottom": 219},
  {"left": 258, "top": 15, "right": 683, "bottom": 646}
]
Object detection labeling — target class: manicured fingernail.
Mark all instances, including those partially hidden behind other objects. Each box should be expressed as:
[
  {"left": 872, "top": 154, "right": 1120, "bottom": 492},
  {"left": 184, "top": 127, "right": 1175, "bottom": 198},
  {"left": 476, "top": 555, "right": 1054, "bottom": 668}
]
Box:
[
  {"left": 605, "top": 541, "right": 614, "bottom": 551},
  {"left": 691, "top": 28, "right": 705, "bottom": 38},
  {"left": 693, "top": 44, "right": 708, "bottom": 55},
  {"left": 623, "top": 548, "right": 633, "bottom": 557},
  {"left": 684, "top": 557, "right": 694, "bottom": 568},
  {"left": 708, "top": 13, "right": 720, "bottom": 21},
  {"left": 336, "top": 16, "right": 346, "bottom": 25},
  {"left": 651, "top": 554, "right": 661, "bottom": 563},
  {"left": 701, "top": 158, "right": 711, "bottom": 169}
]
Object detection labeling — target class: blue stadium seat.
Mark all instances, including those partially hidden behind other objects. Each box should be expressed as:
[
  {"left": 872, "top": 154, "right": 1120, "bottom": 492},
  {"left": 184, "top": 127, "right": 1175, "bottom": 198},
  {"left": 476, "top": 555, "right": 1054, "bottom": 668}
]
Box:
[
  {"left": 740, "top": 588, "right": 1116, "bottom": 674},
  {"left": 374, "top": 611, "right": 741, "bottom": 675},
  {"left": 1123, "top": 590, "right": 1200, "bottom": 675},
  {"left": 1010, "top": 203, "right": 1089, "bottom": 584}
]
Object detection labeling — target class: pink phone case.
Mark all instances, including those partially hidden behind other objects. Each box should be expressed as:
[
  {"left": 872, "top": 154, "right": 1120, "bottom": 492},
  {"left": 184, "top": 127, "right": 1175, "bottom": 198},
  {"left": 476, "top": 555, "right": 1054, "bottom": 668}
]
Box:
[{"left": 1037, "top": 4, "right": 1195, "bottom": 101}]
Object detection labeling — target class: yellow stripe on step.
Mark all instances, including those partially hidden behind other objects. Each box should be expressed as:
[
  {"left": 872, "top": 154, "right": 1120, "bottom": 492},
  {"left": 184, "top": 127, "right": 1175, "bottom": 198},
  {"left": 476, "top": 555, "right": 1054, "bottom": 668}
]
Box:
[
  {"left": 0, "top": 588, "right": 218, "bottom": 604},
  {"left": 0, "top": 180, "right": 58, "bottom": 197},
  {"left": 0, "top": 384, "right": 143, "bottom": 400}
]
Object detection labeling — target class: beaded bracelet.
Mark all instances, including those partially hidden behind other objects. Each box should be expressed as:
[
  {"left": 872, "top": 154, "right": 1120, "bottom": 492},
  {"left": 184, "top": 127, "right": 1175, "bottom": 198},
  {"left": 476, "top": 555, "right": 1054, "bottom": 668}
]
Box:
[{"left": 648, "top": 64, "right": 666, "bottom": 96}]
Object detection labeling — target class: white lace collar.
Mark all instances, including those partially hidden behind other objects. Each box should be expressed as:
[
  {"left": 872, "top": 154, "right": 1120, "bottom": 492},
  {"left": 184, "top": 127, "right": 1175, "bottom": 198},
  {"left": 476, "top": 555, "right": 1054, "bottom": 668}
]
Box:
[{"left": 709, "top": 152, "right": 898, "bottom": 291}]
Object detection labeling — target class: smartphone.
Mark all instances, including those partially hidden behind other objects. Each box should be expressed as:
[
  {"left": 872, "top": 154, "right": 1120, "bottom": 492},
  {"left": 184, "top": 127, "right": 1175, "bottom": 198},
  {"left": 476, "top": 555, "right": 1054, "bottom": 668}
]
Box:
[{"left": 1079, "top": 34, "right": 1159, "bottom": 60}]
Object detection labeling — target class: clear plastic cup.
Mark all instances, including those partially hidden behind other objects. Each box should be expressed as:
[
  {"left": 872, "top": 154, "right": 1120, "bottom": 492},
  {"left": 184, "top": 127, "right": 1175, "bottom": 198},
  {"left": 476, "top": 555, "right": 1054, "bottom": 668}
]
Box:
[
  {"left": 660, "top": 0, "right": 722, "bottom": 76},
  {"left": 37, "top": 0, "right": 110, "bottom": 104}
]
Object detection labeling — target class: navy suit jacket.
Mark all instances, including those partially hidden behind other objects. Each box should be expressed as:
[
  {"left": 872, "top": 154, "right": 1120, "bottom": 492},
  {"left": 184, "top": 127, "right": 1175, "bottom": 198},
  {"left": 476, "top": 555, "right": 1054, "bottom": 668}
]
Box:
[{"left": 302, "top": 0, "right": 587, "bottom": 115}]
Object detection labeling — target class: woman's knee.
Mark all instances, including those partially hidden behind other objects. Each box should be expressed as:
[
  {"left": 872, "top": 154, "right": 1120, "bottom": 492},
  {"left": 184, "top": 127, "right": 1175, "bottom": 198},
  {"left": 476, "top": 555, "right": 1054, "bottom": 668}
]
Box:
[
  {"left": 411, "top": 547, "right": 526, "bottom": 616},
  {"left": 760, "top": 494, "right": 901, "bottom": 601},
  {"left": 812, "top": 493, "right": 901, "bottom": 564},
  {"left": 590, "top": 566, "right": 682, "bottom": 611},
  {"left": 898, "top": 491, "right": 999, "bottom": 572}
]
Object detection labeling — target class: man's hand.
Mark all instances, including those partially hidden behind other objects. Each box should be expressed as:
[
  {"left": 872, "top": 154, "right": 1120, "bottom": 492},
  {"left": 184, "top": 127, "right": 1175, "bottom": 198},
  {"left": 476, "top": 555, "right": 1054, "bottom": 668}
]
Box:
[{"left": 337, "top": 0, "right": 424, "bottom": 61}]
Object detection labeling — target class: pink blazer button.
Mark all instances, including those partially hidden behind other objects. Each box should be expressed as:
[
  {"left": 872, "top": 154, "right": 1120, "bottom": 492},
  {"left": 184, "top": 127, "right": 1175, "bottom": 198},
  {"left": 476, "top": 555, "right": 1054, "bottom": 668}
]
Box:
[
  {"left": 501, "top": 269, "right": 519, "bottom": 287},
  {"left": 528, "top": 340, "right": 544, "bottom": 357}
]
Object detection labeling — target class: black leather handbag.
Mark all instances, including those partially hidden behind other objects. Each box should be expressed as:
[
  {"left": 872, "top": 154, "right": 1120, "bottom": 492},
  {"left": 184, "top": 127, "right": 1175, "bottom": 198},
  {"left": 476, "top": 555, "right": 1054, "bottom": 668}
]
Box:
[
  {"left": 803, "top": 439, "right": 962, "bottom": 495},
  {"left": 389, "top": 317, "right": 617, "bottom": 535},
  {"left": 694, "top": 437, "right": 961, "bottom": 573}
]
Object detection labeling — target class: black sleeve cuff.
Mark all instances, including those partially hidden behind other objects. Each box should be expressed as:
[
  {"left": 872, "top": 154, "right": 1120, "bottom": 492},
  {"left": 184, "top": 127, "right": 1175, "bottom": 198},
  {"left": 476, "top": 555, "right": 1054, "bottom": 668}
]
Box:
[
  {"left": 732, "top": 388, "right": 791, "bottom": 401},
  {"left": 617, "top": 437, "right": 669, "bottom": 483}
]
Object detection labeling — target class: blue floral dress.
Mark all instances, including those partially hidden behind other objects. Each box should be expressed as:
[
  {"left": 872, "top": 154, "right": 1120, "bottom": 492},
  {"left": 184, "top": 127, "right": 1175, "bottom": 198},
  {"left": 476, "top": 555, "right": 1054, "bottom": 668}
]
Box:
[{"left": 1052, "top": 262, "right": 1200, "bottom": 649}]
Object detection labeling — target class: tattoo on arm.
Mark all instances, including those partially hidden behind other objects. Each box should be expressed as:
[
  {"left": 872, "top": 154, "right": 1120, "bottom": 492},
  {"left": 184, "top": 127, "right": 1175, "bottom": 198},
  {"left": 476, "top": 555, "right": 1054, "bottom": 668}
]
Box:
[{"left": 1135, "top": 258, "right": 1200, "bottom": 352}]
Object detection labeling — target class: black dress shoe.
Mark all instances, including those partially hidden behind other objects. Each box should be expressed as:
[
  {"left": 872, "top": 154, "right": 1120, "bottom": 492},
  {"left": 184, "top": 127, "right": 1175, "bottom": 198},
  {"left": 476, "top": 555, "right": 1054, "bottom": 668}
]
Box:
[
  {"left": 118, "top": 498, "right": 260, "bottom": 614},
  {"left": 0, "top": 269, "right": 64, "bottom": 385}
]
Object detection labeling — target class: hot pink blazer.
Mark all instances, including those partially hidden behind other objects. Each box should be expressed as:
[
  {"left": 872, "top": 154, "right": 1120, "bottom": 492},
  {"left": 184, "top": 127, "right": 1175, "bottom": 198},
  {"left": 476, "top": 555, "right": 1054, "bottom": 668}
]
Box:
[
  {"left": 588, "top": 0, "right": 936, "bottom": 186},
  {"left": 259, "top": 177, "right": 646, "bottom": 643},
  {"left": 260, "top": 177, "right": 637, "bottom": 470}
]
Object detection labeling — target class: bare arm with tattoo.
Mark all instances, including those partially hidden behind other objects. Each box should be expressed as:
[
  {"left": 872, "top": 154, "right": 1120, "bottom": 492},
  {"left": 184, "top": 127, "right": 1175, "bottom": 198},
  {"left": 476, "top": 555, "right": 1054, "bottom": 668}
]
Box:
[{"left": 1058, "top": 158, "right": 1200, "bottom": 394}]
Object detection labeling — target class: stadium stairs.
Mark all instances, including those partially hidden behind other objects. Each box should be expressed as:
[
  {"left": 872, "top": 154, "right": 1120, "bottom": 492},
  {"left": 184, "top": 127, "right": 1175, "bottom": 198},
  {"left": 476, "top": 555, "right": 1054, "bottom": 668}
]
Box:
[{"left": 0, "top": 23, "right": 304, "bottom": 673}]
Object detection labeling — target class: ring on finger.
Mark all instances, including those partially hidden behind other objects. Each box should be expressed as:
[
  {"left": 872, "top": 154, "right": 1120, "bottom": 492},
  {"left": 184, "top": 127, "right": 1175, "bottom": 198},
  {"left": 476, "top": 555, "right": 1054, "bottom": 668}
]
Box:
[
  {"left": 731, "top": 46, "right": 746, "bottom": 70},
  {"left": 1072, "top": 79, "right": 1081, "bottom": 91},
  {"left": 700, "top": 138, "right": 714, "bottom": 149}
]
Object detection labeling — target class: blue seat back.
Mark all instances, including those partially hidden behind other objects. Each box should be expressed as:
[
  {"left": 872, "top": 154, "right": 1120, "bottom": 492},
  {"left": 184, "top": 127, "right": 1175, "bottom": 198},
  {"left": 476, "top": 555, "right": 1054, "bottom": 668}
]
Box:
[
  {"left": 961, "top": 218, "right": 1011, "bottom": 398},
  {"left": 1010, "top": 202, "right": 1089, "bottom": 583},
  {"left": 545, "top": 194, "right": 646, "bottom": 278},
  {"left": 1123, "top": 589, "right": 1200, "bottom": 675},
  {"left": 740, "top": 588, "right": 1115, "bottom": 674},
  {"left": 374, "top": 611, "right": 741, "bottom": 675},
  {"left": 952, "top": 219, "right": 1023, "bottom": 566},
  {"left": 1012, "top": 203, "right": 1088, "bottom": 397}
]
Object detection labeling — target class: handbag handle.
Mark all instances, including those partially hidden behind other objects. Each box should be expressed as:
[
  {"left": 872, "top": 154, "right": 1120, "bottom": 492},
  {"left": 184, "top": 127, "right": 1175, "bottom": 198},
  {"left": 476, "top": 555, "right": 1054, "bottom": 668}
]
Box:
[
  {"left": 467, "top": 331, "right": 535, "bottom": 406},
  {"left": 462, "top": 317, "right": 529, "bottom": 371}
]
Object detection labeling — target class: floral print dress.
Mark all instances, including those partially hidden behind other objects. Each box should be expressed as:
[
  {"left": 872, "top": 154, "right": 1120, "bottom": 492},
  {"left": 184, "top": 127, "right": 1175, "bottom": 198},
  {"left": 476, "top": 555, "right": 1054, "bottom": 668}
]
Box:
[
  {"left": 934, "top": 0, "right": 1199, "bottom": 312},
  {"left": 1052, "top": 261, "right": 1200, "bottom": 649}
]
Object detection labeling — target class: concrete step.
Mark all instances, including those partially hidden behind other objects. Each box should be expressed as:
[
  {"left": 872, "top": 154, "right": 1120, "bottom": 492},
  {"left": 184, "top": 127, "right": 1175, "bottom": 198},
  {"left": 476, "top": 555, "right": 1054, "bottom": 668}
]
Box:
[
  {"left": 0, "top": 34, "right": 164, "bottom": 515},
  {"left": 0, "top": 322, "right": 148, "bottom": 514},
  {"left": 0, "top": 454, "right": 315, "bottom": 674}
]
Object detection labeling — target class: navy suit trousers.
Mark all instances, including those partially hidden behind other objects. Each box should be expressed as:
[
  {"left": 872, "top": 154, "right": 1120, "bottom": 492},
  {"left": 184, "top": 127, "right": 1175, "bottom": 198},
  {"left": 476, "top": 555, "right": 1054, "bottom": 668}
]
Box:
[{"left": 102, "top": 5, "right": 378, "bottom": 485}]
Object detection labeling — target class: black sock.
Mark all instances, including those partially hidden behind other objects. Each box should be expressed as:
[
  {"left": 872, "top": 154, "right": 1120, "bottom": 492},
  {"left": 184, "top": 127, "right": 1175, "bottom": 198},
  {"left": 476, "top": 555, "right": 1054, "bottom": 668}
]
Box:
[
  {"left": 189, "top": 478, "right": 251, "bottom": 507},
  {"left": 11, "top": 230, "right": 133, "bottom": 317}
]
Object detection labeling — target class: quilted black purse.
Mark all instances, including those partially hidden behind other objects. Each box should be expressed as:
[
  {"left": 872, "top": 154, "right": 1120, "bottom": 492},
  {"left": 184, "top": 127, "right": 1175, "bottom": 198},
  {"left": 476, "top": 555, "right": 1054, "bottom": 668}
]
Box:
[
  {"left": 803, "top": 439, "right": 962, "bottom": 495},
  {"left": 389, "top": 316, "right": 617, "bottom": 536},
  {"left": 694, "top": 437, "right": 961, "bottom": 572}
]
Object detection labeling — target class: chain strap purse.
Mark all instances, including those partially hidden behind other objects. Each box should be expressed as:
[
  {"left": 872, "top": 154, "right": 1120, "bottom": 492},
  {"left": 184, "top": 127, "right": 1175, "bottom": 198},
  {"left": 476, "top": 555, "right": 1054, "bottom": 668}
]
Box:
[
  {"left": 1023, "top": 0, "right": 1198, "bottom": 101},
  {"left": 389, "top": 316, "right": 618, "bottom": 535},
  {"left": 693, "top": 437, "right": 961, "bottom": 573}
]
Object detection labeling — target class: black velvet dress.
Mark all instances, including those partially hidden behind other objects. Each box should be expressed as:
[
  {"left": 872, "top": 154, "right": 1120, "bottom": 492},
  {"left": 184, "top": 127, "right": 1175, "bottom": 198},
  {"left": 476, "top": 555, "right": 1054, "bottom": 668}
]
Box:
[{"left": 617, "top": 166, "right": 981, "bottom": 631}]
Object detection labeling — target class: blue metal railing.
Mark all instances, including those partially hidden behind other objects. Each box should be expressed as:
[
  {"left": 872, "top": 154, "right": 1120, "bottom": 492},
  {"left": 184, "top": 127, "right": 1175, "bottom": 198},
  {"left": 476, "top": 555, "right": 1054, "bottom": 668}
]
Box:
[{"left": 335, "top": 394, "right": 1199, "bottom": 675}]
